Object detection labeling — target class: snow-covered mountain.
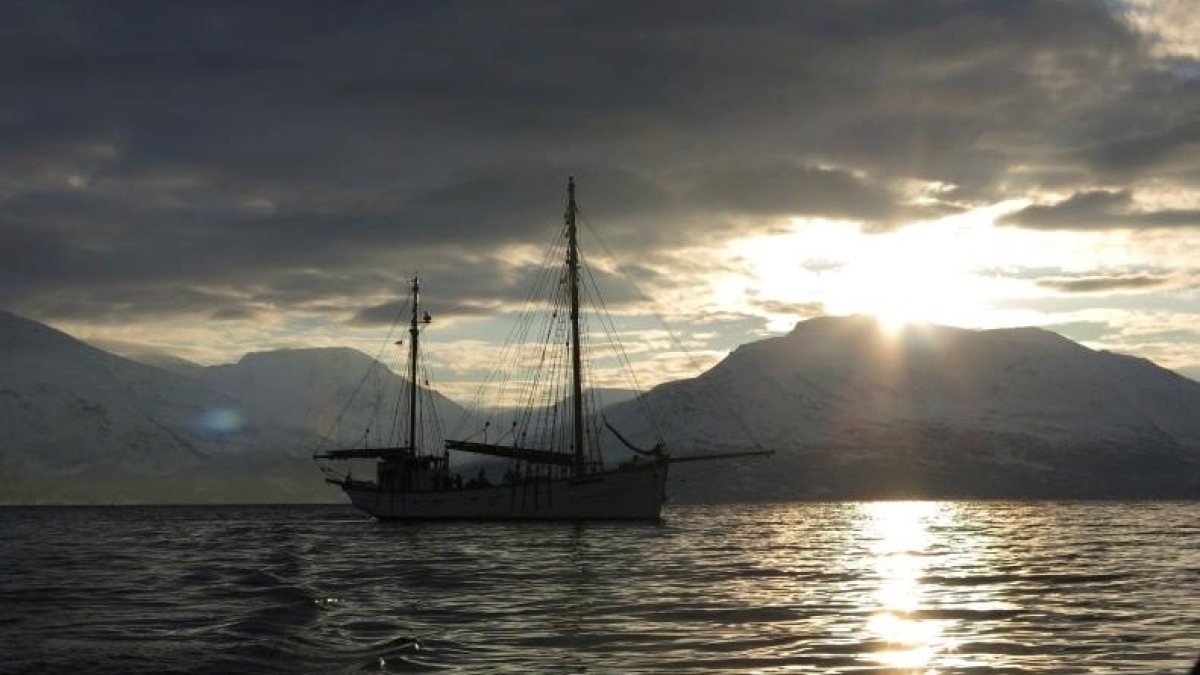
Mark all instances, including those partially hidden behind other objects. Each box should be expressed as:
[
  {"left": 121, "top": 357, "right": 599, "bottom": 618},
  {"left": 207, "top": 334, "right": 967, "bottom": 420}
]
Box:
[
  {"left": 5, "top": 311, "right": 1200, "bottom": 503},
  {"left": 612, "top": 316, "right": 1200, "bottom": 500},
  {"left": 0, "top": 312, "right": 461, "bottom": 504},
  {"left": 203, "top": 347, "right": 466, "bottom": 451},
  {"left": 0, "top": 311, "right": 320, "bottom": 503}
]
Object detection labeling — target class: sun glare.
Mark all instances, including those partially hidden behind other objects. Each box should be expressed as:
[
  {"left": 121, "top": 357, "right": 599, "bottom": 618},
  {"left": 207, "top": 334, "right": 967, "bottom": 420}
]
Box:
[
  {"left": 859, "top": 501, "right": 958, "bottom": 671},
  {"left": 719, "top": 208, "right": 1075, "bottom": 333}
]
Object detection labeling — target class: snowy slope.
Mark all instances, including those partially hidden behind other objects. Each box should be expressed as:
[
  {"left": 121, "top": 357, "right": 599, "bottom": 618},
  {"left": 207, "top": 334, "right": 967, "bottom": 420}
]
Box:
[
  {"left": 610, "top": 316, "right": 1200, "bottom": 499},
  {"left": 203, "top": 347, "right": 466, "bottom": 450},
  {"left": 697, "top": 317, "right": 1200, "bottom": 444},
  {"left": 6, "top": 311, "right": 1200, "bottom": 502},
  {"left": 0, "top": 311, "right": 321, "bottom": 503},
  {"left": 2, "top": 309, "right": 475, "bottom": 503}
]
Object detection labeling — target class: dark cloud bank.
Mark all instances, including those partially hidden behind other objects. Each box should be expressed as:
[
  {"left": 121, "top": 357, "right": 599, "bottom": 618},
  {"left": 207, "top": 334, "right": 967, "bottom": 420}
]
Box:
[{"left": 1, "top": 0, "right": 1197, "bottom": 329}]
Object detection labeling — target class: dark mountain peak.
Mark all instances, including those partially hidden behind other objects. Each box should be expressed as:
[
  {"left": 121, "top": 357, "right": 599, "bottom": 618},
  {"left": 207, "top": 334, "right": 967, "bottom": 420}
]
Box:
[
  {"left": 726, "top": 315, "right": 963, "bottom": 369},
  {"left": 783, "top": 314, "right": 979, "bottom": 343},
  {"left": 0, "top": 309, "right": 92, "bottom": 354},
  {"left": 786, "top": 314, "right": 883, "bottom": 339},
  {"left": 706, "top": 315, "right": 1200, "bottom": 415},
  {"left": 122, "top": 351, "right": 207, "bottom": 379},
  {"left": 234, "top": 346, "right": 378, "bottom": 370},
  {"left": 984, "top": 325, "right": 1086, "bottom": 352},
  {"left": 776, "top": 315, "right": 1089, "bottom": 359},
  {"left": 210, "top": 347, "right": 401, "bottom": 384}
]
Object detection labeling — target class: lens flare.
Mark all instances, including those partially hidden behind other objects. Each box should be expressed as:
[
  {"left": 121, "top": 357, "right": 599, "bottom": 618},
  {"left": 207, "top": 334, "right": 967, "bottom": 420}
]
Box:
[{"left": 198, "top": 407, "right": 244, "bottom": 434}]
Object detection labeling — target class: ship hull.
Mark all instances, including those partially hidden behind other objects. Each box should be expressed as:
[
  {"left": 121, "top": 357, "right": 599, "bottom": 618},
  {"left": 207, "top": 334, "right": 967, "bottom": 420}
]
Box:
[{"left": 339, "top": 462, "right": 669, "bottom": 520}]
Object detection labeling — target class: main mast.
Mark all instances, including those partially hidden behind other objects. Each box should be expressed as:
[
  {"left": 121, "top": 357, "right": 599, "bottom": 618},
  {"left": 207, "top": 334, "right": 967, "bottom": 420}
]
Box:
[{"left": 566, "top": 177, "right": 585, "bottom": 476}]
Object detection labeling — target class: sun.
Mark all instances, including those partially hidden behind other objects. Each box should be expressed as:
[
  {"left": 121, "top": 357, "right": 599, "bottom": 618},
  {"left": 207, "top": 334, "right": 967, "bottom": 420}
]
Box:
[
  {"left": 714, "top": 199, "right": 1110, "bottom": 338},
  {"left": 826, "top": 219, "right": 1000, "bottom": 331},
  {"left": 836, "top": 259, "right": 964, "bottom": 333},
  {"left": 721, "top": 216, "right": 999, "bottom": 332},
  {"left": 873, "top": 305, "right": 920, "bottom": 335}
]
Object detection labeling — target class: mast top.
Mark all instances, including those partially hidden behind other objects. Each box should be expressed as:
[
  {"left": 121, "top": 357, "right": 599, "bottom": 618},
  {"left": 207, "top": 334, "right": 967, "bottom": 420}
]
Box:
[{"left": 566, "top": 176, "right": 577, "bottom": 224}]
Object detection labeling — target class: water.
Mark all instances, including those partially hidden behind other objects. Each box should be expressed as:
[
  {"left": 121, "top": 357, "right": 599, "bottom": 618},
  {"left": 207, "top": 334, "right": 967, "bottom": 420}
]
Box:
[{"left": 2, "top": 502, "right": 1198, "bottom": 674}]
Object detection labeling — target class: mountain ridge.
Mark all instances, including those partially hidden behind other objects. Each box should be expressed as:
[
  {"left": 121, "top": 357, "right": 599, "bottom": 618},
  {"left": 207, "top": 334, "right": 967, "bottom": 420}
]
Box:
[
  {"left": 3, "top": 310, "right": 1199, "bottom": 503},
  {"left": 612, "top": 316, "right": 1200, "bottom": 500}
]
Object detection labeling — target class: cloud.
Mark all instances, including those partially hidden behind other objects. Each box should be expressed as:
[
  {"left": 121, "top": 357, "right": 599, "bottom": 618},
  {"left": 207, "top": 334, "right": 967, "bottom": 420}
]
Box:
[
  {"left": 690, "top": 164, "right": 898, "bottom": 222},
  {"left": 1042, "top": 320, "right": 1115, "bottom": 343},
  {"left": 1, "top": 0, "right": 1198, "bottom": 378},
  {"left": 746, "top": 298, "right": 826, "bottom": 318},
  {"left": 1036, "top": 274, "right": 1173, "bottom": 293},
  {"left": 999, "top": 190, "right": 1200, "bottom": 230}
]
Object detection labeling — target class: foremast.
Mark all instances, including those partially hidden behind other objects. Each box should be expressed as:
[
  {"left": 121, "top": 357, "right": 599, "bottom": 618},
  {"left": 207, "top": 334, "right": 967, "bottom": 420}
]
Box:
[
  {"left": 312, "top": 276, "right": 431, "bottom": 463},
  {"left": 407, "top": 275, "right": 425, "bottom": 456}
]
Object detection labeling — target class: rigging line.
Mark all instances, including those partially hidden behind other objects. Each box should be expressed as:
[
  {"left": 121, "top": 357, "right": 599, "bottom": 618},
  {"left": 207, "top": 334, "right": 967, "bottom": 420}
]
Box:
[
  {"left": 577, "top": 245, "right": 663, "bottom": 444},
  {"left": 529, "top": 277, "right": 564, "bottom": 408},
  {"left": 312, "top": 291, "right": 410, "bottom": 453},
  {"left": 570, "top": 195, "right": 610, "bottom": 464},
  {"left": 574, "top": 307, "right": 606, "bottom": 466},
  {"left": 450, "top": 225, "right": 563, "bottom": 437},
  {"left": 533, "top": 284, "right": 569, "bottom": 449},
  {"left": 451, "top": 222, "right": 576, "bottom": 453},
  {"left": 387, "top": 352, "right": 408, "bottom": 447},
  {"left": 414, "top": 356, "right": 449, "bottom": 453},
  {"left": 578, "top": 211, "right": 768, "bottom": 453},
  {"left": 518, "top": 223, "right": 577, "bottom": 443},
  {"left": 573, "top": 216, "right": 664, "bottom": 443},
  {"left": 417, "top": 361, "right": 448, "bottom": 445}
]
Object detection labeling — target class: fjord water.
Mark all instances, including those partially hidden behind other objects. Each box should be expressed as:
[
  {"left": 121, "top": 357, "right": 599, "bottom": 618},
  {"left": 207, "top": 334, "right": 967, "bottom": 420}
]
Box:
[{"left": 2, "top": 502, "right": 1197, "bottom": 674}]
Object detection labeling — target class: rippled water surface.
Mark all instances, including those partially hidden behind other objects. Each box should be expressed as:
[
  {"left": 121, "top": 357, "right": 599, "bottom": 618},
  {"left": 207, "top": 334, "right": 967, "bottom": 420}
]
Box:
[{"left": 3, "top": 501, "right": 1199, "bottom": 674}]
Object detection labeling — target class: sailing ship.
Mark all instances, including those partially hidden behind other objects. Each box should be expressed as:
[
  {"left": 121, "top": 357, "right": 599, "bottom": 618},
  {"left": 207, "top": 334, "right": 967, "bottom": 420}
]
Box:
[{"left": 315, "top": 177, "right": 770, "bottom": 520}]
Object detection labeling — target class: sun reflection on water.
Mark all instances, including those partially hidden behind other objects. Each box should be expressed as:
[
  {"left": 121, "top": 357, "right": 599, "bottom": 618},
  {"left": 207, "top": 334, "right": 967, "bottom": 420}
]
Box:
[{"left": 859, "top": 501, "right": 959, "bottom": 673}]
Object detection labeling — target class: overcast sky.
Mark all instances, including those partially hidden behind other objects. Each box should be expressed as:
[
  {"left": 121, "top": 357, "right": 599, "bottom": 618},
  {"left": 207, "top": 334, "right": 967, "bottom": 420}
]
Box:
[{"left": 3, "top": 0, "right": 1199, "bottom": 393}]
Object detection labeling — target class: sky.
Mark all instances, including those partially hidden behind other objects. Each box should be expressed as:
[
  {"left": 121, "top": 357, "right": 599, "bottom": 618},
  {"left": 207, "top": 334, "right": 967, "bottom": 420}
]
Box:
[{"left": 3, "top": 0, "right": 1199, "bottom": 396}]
